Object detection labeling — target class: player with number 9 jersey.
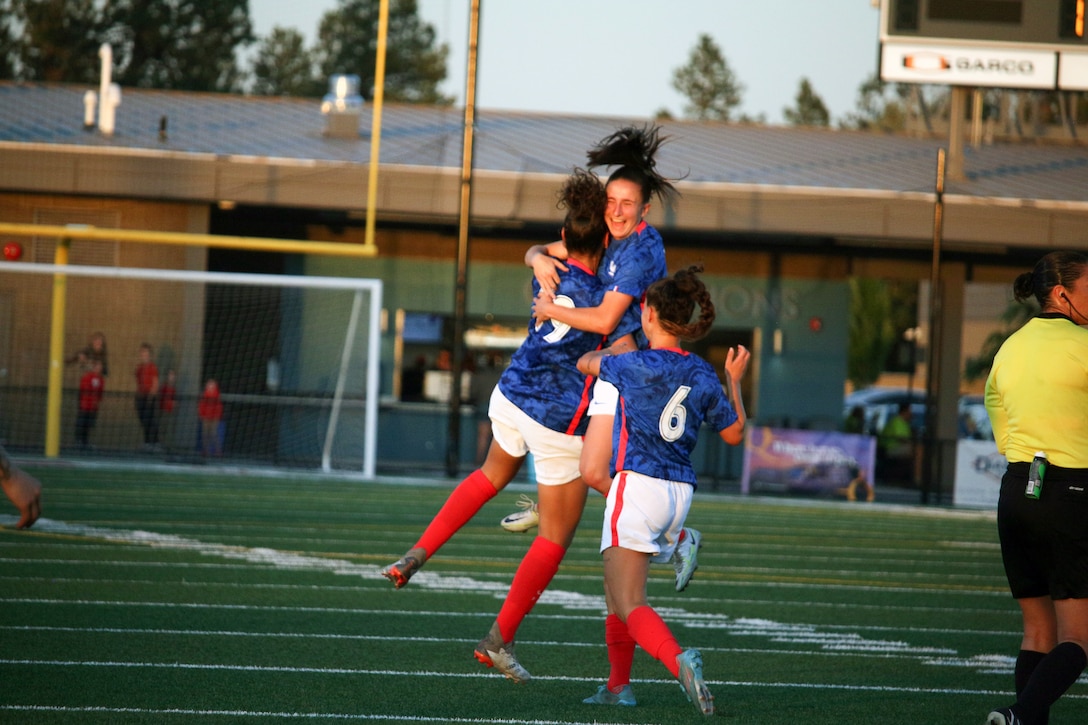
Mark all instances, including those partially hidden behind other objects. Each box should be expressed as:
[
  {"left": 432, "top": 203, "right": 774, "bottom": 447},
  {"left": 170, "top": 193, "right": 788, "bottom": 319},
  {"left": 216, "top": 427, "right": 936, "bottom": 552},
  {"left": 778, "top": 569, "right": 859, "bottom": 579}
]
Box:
[{"left": 500, "top": 261, "right": 640, "bottom": 436}]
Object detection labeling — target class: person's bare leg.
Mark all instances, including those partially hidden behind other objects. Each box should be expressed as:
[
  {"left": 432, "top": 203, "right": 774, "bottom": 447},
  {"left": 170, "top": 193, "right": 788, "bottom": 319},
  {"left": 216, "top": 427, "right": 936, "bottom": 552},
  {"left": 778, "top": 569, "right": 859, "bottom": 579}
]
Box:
[
  {"left": 0, "top": 444, "right": 41, "bottom": 529},
  {"left": 580, "top": 414, "right": 614, "bottom": 496}
]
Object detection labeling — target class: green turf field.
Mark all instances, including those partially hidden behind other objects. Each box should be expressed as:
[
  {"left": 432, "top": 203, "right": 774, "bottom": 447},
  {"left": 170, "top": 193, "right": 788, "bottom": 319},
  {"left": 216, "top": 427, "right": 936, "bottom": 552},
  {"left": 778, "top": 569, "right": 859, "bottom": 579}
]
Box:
[{"left": 1, "top": 464, "right": 1084, "bottom": 723}]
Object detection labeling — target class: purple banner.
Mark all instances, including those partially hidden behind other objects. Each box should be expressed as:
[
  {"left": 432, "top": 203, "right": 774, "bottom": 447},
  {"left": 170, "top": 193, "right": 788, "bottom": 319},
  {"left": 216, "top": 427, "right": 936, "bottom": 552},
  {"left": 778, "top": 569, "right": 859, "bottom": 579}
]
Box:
[{"left": 742, "top": 427, "right": 876, "bottom": 499}]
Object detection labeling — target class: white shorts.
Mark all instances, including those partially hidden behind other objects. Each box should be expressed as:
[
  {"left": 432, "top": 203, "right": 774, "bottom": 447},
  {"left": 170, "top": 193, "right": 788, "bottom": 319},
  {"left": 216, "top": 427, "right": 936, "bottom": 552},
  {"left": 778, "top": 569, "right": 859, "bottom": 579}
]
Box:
[
  {"left": 587, "top": 378, "right": 619, "bottom": 417},
  {"left": 600, "top": 470, "right": 693, "bottom": 563},
  {"left": 488, "top": 386, "right": 583, "bottom": 486}
]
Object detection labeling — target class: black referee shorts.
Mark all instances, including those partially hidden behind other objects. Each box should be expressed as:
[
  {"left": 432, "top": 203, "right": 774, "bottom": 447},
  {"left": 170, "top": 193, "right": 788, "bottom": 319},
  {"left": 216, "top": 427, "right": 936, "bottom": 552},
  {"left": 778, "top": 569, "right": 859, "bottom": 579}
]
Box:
[{"left": 997, "top": 462, "right": 1088, "bottom": 600}]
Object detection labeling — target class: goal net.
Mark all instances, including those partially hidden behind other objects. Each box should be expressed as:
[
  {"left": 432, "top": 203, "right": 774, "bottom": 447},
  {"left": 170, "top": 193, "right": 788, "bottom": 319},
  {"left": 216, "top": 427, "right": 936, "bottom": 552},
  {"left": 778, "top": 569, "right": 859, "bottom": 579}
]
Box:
[{"left": 0, "top": 262, "right": 382, "bottom": 477}]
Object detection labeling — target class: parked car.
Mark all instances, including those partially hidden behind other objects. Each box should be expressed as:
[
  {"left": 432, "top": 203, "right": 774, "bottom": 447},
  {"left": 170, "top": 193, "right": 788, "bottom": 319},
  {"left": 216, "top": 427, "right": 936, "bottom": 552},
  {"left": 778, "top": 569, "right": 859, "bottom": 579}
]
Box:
[
  {"left": 957, "top": 394, "right": 994, "bottom": 440},
  {"left": 843, "top": 387, "right": 925, "bottom": 437},
  {"left": 842, "top": 388, "right": 993, "bottom": 440}
]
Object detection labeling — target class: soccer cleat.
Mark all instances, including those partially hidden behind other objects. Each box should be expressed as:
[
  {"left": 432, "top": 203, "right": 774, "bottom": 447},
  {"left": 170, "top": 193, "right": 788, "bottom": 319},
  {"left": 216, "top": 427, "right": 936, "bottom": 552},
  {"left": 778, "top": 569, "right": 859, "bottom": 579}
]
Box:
[
  {"left": 671, "top": 527, "right": 702, "bottom": 592},
  {"left": 582, "top": 683, "right": 637, "bottom": 706},
  {"left": 676, "top": 648, "right": 714, "bottom": 716},
  {"left": 500, "top": 494, "right": 540, "bottom": 533},
  {"left": 381, "top": 547, "right": 425, "bottom": 589},
  {"left": 474, "top": 622, "right": 531, "bottom": 683},
  {"left": 986, "top": 708, "right": 1023, "bottom": 725}
]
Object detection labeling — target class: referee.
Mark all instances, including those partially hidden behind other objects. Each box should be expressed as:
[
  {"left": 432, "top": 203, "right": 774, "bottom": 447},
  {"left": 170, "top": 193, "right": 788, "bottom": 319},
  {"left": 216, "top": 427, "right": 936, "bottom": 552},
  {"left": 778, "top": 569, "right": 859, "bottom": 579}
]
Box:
[{"left": 984, "top": 251, "right": 1088, "bottom": 725}]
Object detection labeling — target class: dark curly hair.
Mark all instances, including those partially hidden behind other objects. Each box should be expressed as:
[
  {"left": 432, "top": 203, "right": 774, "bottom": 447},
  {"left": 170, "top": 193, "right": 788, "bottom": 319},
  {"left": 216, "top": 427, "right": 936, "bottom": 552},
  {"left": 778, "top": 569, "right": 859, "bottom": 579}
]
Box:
[
  {"left": 644, "top": 264, "right": 715, "bottom": 341},
  {"left": 586, "top": 124, "right": 678, "bottom": 205},
  {"left": 556, "top": 167, "right": 607, "bottom": 257},
  {"left": 1013, "top": 250, "right": 1088, "bottom": 309}
]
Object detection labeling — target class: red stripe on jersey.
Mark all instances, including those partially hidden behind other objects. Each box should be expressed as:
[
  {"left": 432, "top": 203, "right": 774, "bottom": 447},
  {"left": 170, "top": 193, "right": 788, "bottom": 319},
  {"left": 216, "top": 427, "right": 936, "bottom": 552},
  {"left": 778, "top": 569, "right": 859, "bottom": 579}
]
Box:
[
  {"left": 608, "top": 471, "right": 628, "bottom": 548},
  {"left": 614, "top": 397, "right": 629, "bottom": 472},
  {"left": 566, "top": 374, "right": 595, "bottom": 435}
]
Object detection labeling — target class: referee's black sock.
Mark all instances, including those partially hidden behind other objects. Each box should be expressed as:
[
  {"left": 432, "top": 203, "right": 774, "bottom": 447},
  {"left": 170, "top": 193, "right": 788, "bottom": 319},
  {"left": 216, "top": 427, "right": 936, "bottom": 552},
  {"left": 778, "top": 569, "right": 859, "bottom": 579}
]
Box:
[
  {"left": 1019, "top": 641, "right": 1086, "bottom": 723},
  {"left": 1015, "top": 650, "right": 1048, "bottom": 725}
]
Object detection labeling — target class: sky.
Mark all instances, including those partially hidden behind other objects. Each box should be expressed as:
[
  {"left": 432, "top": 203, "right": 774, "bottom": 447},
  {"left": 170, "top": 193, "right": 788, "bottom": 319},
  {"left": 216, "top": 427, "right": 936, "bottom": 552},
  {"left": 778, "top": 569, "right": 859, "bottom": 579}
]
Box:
[{"left": 248, "top": 0, "right": 884, "bottom": 126}]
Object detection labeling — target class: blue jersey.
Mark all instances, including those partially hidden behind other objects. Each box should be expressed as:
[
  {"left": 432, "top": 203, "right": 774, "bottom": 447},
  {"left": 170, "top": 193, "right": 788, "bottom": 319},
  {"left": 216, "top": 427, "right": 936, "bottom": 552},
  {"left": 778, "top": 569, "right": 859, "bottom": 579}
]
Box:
[
  {"left": 599, "top": 348, "right": 738, "bottom": 487},
  {"left": 600, "top": 221, "right": 667, "bottom": 297},
  {"left": 499, "top": 260, "right": 639, "bottom": 436},
  {"left": 600, "top": 221, "right": 666, "bottom": 347}
]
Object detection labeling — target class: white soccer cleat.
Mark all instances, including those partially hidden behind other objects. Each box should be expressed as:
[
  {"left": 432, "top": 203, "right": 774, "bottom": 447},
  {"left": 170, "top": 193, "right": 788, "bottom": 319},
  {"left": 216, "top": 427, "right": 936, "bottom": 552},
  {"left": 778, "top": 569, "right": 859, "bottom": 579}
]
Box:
[
  {"left": 671, "top": 527, "right": 702, "bottom": 592},
  {"left": 473, "top": 622, "right": 531, "bottom": 683},
  {"left": 676, "top": 648, "right": 714, "bottom": 716},
  {"left": 500, "top": 494, "right": 539, "bottom": 533}
]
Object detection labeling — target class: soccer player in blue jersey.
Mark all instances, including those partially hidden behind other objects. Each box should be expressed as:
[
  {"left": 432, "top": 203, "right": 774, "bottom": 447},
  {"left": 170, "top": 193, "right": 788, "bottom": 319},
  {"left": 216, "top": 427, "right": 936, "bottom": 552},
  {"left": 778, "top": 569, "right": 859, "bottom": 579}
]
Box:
[
  {"left": 530, "top": 126, "right": 672, "bottom": 492},
  {"left": 381, "top": 168, "right": 640, "bottom": 683},
  {"left": 508, "top": 125, "right": 704, "bottom": 593},
  {"left": 576, "top": 265, "right": 750, "bottom": 716}
]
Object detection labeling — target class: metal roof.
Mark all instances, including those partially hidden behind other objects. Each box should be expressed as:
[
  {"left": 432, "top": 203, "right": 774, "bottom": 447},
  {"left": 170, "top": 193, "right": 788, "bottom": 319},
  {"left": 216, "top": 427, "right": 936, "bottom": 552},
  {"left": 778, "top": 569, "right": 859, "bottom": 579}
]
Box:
[{"left": 1, "top": 82, "right": 1087, "bottom": 250}]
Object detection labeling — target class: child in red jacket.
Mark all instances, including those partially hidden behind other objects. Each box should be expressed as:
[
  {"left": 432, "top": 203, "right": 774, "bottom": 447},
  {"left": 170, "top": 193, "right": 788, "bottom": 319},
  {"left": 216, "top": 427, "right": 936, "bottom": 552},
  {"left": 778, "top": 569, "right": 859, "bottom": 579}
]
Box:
[{"left": 198, "top": 379, "right": 223, "bottom": 457}]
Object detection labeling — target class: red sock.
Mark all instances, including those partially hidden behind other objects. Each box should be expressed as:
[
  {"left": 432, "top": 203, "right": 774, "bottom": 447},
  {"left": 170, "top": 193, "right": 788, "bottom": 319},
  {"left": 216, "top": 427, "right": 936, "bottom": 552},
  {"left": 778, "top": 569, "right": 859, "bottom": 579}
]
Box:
[
  {"left": 605, "top": 613, "right": 636, "bottom": 691},
  {"left": 414, "top": 469, "right": 498, "bottom": 558},
  {"left": 495, "top": 536, "right": 566, "bottom": 642},
  {"left": 625, "top": 605, "right": 683, "bottom": 678}
]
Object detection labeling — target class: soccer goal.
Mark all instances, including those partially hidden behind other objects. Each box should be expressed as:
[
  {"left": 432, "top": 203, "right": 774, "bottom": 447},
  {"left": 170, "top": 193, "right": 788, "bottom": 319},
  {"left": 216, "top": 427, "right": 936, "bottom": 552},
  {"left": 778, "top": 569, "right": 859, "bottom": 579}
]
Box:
[{"left": 0, "top": 262, "right": 382, "bottom": 477}]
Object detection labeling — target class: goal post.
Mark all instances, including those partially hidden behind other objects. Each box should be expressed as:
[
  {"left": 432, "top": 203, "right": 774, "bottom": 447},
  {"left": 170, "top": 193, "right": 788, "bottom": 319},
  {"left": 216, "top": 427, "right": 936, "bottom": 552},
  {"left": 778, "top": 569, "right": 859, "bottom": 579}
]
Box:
[{"left": 1, "top": 261, "right": 382, "bottom": 477}]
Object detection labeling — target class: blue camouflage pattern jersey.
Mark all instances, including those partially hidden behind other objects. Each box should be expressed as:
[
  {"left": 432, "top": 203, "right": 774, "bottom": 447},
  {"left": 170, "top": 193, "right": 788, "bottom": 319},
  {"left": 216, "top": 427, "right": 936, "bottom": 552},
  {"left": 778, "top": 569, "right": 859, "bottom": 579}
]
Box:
[
  {"left": 600, "top": 221, "right": 667, "bottom": 347},
  {"left": 598, "top": 348, "right": 738, "bottom": 487},
  {"left": 499, "top": 259, "right": 641, "bottom": 436}
]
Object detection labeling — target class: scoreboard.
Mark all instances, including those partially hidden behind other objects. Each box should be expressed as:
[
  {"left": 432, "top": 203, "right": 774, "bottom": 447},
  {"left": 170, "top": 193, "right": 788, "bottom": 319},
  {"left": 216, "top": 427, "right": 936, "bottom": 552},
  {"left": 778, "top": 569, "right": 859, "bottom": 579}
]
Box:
[{"left": 879, "top": 0, "right": 1088, "bottom": 89}]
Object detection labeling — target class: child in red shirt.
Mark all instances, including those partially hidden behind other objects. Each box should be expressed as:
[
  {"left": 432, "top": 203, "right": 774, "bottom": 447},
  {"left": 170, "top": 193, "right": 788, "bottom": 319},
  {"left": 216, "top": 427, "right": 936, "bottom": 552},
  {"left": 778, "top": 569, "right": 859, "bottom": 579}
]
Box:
[
  {"left": 160, "top": 370, "right": 176, "bottom": 414},
  {"left": 198, "top": 379, "right": 223, "bottom": 456},
  {"left": 76, "top": 360, "right": 104, "bottom": 447},
  {"left": 134, "top": 343, "right": 159, "bottom": 448}
]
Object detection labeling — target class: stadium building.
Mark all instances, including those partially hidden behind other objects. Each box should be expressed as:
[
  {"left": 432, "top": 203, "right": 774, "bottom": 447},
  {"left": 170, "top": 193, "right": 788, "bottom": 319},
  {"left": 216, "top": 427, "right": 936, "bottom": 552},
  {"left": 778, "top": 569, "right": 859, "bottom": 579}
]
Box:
[{"left": 1, "top": 81, "right": 1086, "bottom": 491}]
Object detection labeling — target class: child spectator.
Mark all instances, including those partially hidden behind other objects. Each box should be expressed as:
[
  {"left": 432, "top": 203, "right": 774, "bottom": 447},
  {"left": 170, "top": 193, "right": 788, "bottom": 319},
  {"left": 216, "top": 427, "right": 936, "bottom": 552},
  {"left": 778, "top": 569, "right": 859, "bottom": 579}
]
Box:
[
  {"left": 75, "top": 359, "right": 104, "bottom": 448},
  {"left": 67, "top": 331, "right": 109, "bottom": 377},
  {"left": 197, "top": 379, "right": 223, "bottom": 457},
  {"left": 134, "top": 343, "right": 160, "bottom": 449},
  {"left": 160, "top": 370, "right": 176, "bottom": 415},
  {"left": 159, "top": 370, "right": 177, "bottom": 450}
]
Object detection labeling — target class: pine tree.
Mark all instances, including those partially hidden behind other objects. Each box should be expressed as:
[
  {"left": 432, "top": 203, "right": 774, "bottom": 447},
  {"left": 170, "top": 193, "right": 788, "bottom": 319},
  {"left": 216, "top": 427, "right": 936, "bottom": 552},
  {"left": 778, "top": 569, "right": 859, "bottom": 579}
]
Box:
[
  {"left": 2, "top": 0, "right": 108, "bottom": 83},
  {"left": 252, "top": 27, "right": 323, "bottom": 97},
  {"left": 783, "top": 77, "right": 830, "bottom": 127},
  {"left": 671, "top": 34, "right": 743, "bottom": 122},
  {"left": 314, "top": 0, "right": 451, "bottom": 104},
  {"left": 107, "top": 0, "right": 254, "bottom": 92}
]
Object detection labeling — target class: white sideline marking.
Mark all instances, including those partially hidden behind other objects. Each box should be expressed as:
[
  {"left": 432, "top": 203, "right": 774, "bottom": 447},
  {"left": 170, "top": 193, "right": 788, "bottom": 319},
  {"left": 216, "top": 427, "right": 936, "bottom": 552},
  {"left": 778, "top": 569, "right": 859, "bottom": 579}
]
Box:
[
  {"left": 1, "top": 516, "right": 1024, "bottom": 681},
  {"left": 6, "top": 660, "right": 1086, "bottom": 699},
  {"left": 0, "top": 622, "right": 1013, "bottom": 655},
  {"left": 0, "top": 706, "right": 604, "bottom": 724}
]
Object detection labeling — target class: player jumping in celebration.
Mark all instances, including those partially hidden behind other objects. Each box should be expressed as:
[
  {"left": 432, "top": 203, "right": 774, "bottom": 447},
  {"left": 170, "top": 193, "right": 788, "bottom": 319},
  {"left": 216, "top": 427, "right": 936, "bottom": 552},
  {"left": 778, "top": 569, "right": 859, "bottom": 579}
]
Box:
[
  {"left": 381, "top": 168, "right": 640, "bottom": 683},
  {"left": 506, "top": 125, "right": 704, "bottom": 593},
  {"left": 576, "top": 265, "right": 749, "bottom": 716}
]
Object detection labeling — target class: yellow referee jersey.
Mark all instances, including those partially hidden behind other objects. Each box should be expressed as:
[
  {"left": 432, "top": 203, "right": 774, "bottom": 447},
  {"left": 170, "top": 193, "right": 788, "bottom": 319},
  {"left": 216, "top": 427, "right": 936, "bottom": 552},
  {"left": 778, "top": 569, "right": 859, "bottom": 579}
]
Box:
[{"left": 985, "top": 314, "right": 1088, "bottom": 469}]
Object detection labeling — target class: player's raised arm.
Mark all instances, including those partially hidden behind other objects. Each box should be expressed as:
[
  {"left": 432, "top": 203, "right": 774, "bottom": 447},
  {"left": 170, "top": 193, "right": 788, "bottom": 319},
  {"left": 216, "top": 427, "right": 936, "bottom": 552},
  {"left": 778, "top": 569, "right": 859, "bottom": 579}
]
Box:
[{"left": 719, "top": 345, "right": 750, "bottom": 445}]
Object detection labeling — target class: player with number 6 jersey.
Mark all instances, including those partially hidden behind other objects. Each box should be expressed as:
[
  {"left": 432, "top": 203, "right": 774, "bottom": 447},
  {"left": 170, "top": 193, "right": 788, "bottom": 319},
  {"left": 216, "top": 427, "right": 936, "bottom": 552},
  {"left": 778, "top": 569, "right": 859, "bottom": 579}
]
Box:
[
  {"left": 601, "top": 347, "right": 737, "bottom": 485},
  {"left": 576, "top": 264, "right": 749, "bottom": 716}
]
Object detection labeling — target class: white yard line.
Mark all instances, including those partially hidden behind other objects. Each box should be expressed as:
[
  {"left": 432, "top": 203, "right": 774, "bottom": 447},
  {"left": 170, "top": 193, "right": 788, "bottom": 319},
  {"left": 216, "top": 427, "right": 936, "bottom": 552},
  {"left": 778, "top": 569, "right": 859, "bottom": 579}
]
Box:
[{"left": 0, "top": 515, "right": 1059, "bottom": 689}]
